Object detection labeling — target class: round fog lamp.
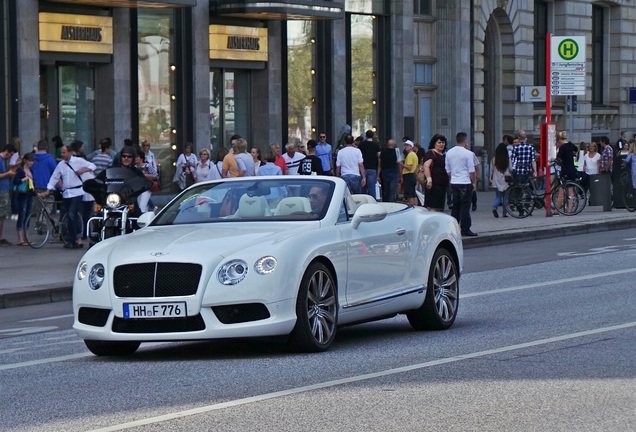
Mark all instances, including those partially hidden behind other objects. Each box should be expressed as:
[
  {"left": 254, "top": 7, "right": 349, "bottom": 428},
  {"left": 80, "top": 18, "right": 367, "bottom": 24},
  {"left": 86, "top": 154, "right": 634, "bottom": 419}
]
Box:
[
  {"left": 255, "top": 256, "right": 277, "bottom": 275},
  {"left": 106, "top": 193, "right": 121, "bottom": 209},
  {"left": 78, "top": 261, "right": 88, "bottom": 280}
]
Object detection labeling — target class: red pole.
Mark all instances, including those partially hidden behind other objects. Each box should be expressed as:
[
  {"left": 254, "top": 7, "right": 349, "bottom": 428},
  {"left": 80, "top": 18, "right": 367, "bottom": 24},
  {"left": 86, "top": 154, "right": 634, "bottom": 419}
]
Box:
[{"left": 545, "top": 33, "right": 552, "bottom": 216}]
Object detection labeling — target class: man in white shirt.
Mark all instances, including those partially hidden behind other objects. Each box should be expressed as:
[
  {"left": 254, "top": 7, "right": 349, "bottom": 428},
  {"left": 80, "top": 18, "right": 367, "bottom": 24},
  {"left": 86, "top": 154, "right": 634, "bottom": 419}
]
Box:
[
  {"left": 445, "top": 132, "right": 477, "bottom": 237},
  {"left": 336, "top": 135, "right": 366, "bottom": 194},
  {"left": 40, "top": 145, "right": 96, "bottom": 249},
  {"left": 282, "top": 143, "right": 305, "bottom": 175}
]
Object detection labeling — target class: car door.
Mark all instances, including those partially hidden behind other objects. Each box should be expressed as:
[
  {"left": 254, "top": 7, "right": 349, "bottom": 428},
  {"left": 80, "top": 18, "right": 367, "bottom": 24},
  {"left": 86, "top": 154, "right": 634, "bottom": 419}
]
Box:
[{"left": 337, "top": 208, "right": 413, "bottom": 308}]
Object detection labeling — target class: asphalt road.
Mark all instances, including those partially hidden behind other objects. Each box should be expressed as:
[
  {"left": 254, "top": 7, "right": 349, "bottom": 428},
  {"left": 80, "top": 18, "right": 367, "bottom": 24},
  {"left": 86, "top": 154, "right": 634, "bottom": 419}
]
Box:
[{"left": 1, "top": 230, "right": 635, "bottom": 431}]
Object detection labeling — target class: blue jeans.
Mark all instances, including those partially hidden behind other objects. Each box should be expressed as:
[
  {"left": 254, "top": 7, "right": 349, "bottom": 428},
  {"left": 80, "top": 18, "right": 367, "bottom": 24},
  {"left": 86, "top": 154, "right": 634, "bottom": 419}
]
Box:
[
  {"left": 363, "top": 169, "right": 377, "bottom": 198},
  {"left": 381, "top": 168, "right": 399, "bottom": 202},
  {"left": 493, "top": 190, "right": 507, "bottom": 216},
  {"left": 341, "top": 174, "right": 362, "bottom": 194},
  {"left": 451, "top": 184, "right": 473, "bottom": 233},
  {"left": 16, "top": 194, "right": 33, "bottom": 231},
  {"left": 63, "top": 196, "right": 83, "bottom": 244}
]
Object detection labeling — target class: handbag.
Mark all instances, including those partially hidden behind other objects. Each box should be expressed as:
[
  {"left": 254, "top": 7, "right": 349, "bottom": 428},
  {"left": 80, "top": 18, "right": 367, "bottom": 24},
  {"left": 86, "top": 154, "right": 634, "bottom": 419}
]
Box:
[
  {"left": 149, "top": 180, "right": 160, "bottom": 192},
  {"left": 416, "top": 164, "right": 427, "bottom": 185},
  {"left": 13, "top": 178, "right": 34, "bottom": 194}
]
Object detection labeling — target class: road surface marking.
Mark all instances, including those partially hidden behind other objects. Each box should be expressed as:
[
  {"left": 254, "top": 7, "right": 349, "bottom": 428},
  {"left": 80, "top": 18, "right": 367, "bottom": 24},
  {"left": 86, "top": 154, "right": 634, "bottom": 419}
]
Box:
[
  {"left": 462, "top": 267, "right": 636, "bottom": 298},
  {"left": 20, "top": 314, "right": 73, "bottom": 323},
  {"left": 0, "top": 353, "right": 90, "bottom": 371},
  {"left": 87, "top": 321, "right": 636, "bottom": 432}
]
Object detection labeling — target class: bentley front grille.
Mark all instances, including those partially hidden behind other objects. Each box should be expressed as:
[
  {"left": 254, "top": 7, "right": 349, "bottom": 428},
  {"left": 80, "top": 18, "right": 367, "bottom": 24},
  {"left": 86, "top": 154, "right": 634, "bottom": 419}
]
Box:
[{"left": 113, "top": 263, "right": 202, "bottom": 298}]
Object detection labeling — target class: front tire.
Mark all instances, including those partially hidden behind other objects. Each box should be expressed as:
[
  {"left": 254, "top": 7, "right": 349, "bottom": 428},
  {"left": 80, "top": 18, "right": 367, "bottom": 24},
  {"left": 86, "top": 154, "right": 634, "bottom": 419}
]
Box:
[
  {"left": 84, "top": 340, "right": 141, "bottom": 356},
  {"left": 290, "top": 262, "right": 338, "bottom": 352},
  {"left": 25, "top": 212, "right": 51, "bottom": 249},
  {"left": 407, "top": 248, "right": 459, "bottom": 331}
]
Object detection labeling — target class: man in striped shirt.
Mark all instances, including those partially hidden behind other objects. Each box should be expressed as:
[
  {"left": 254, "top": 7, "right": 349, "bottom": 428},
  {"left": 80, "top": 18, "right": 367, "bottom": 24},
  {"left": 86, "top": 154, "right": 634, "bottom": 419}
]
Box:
[{"left": 511, "top": 130, "right": 536, "bottom": 183}]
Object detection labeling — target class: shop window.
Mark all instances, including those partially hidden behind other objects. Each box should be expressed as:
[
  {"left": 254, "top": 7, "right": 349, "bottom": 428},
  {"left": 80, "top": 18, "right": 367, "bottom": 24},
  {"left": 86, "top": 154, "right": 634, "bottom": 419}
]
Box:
[
  {"left": 414, "top": 63, "right": 433, "bottom": 85},
  {"left": 137, "top": 8, "right": 175, "bottom": 190},
  {"left": 287, "top": 21, "right": 315, "bottom": 146},
  {"left": 350, "top": 13, "right": 376, "bottom": 138}
]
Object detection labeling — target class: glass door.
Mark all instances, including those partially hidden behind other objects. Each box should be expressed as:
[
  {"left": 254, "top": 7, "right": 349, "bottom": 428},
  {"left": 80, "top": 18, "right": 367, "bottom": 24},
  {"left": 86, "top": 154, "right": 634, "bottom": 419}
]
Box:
[
  {"left": 59, "top": 65, "right": 95, "bottom": 150},
  {"left": 210, "top": 69, "right": 250, "bottom": 152}
]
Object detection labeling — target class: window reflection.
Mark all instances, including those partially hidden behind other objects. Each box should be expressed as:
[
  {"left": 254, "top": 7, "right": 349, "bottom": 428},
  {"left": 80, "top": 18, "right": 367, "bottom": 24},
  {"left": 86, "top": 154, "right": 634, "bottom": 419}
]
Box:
[
  {"left": 350, "top": 14, "right": 375, "bottom": 138},
  {"left": 287, "top": 21, "right": 315, "bottom": 146},
  {"left": 137, "top": 8, "right": 174, "bottom": 192}
]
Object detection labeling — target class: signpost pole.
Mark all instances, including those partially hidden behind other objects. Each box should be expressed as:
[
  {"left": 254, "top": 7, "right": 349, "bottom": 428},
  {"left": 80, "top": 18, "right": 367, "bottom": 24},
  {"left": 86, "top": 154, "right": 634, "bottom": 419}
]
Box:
[{"left": 545, "top": 33, "right": 552, "bottom": 216}]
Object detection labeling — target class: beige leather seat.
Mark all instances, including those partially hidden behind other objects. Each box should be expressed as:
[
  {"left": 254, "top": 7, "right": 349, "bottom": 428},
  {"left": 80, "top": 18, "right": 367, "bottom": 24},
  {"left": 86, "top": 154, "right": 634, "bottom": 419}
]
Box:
[
  {"left": 274, "top": 197, "right": 312, "bottom": 215},
  {"left": 352, "top": 194, "right": 377, "bottom": 205},
  {"left": 235, "top": 194, "right": 270, "bottom": 218}
]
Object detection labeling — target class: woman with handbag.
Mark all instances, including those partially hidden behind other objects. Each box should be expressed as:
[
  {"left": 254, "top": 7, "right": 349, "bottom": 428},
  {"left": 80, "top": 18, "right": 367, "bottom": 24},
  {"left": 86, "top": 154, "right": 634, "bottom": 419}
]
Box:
[
  {"left": 421, "top": 134, "right": 448, "bottom": 211},
  {"left": 489, "top": 142, "right": 512, "bottom": 218},
  {"left": 175, "top": 143, "right": 198, "bottom": 189},
  {"left": 12, "top": 153, "right": 35, "bottom": 245}
]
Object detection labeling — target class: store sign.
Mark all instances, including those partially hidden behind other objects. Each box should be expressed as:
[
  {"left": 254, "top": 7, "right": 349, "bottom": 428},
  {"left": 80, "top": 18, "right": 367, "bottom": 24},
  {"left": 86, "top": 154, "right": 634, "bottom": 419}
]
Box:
[
  {"left": 210, "top": 25, "right": 268, "bottom": 62},
  {"left": 39, "top": 13, "right": 113, "bottom": 54}
]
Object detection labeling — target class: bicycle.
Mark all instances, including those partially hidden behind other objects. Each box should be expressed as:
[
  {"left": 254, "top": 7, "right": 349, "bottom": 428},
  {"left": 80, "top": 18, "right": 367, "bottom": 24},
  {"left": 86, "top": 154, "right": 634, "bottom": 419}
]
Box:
[
  {"left": 25, "top": 195, "right": 83, "bottom": 249},
  {"left": 504, "top": 171, "right": 587, "bottom": 219},
  {"left": 622, "top": 172, "right": 636, "bottom": 212}
]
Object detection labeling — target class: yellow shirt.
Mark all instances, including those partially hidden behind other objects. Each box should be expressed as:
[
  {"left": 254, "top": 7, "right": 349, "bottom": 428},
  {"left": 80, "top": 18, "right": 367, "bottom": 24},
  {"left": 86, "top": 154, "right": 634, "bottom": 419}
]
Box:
[{"left": 402, "top": 152, "right": 418, "bottom": 175}]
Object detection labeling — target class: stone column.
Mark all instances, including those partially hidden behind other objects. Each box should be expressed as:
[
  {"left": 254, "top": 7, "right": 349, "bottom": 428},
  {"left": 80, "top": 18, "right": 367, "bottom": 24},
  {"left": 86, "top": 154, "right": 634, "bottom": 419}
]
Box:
[
  {"left": 191, "top": 1, "right": 211, "bottom": 153},
  {"left": 252, "top": 20, "right": 283, "bottom": 150},
  {"left": 15, "top": 0, "right": 40, "bottom": 152},
  {"left": 331, "top": 0, "right": 347, "bottom": 142},
  {"left": 391, "top": 0, "right": 415, "bottom": 141}
]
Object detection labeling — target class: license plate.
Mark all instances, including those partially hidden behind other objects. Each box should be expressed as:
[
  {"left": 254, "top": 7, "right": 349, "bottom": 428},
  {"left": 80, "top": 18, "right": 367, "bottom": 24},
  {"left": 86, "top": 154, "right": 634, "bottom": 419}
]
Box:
[{"left": 123, "top": 302, "right": 187, "bottom": 319}]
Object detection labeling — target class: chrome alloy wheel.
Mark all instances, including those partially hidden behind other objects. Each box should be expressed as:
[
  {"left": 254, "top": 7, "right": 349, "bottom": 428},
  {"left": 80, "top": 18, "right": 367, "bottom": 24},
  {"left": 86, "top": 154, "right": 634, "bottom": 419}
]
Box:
[{"left": 431, "top": 252, "right": 459, "bottom": 324}]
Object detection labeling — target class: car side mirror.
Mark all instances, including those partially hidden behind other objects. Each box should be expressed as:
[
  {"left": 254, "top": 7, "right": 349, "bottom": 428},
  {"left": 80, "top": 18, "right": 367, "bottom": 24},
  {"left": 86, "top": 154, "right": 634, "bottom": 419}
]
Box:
[
  {"left": 351, "top": 203, "right": 387, "bottom": 229},
  {"left": 137, "top": 211, "right": 155, "bottom": 228}
]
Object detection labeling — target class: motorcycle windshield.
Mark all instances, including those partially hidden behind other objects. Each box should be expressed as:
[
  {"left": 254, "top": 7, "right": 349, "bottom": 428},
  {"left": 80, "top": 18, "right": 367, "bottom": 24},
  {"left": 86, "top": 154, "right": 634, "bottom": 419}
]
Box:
[{"left": 84, "top": 167, "right": 153, "bottom": 205}]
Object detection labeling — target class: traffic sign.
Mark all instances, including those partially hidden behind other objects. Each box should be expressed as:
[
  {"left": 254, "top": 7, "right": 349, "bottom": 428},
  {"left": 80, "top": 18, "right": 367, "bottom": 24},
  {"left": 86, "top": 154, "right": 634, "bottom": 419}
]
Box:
[{"left": 550, "top": 36, "right": 586, "bottom": 96}]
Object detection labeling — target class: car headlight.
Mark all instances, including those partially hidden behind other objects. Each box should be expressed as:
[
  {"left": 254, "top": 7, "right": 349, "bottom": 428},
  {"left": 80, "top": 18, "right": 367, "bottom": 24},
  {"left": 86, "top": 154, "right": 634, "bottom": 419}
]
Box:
[
  {"left": 218, "top": 260, "right": 248, "bottom": 285},
  {"left": 77, "top": 261, "right": 88, "bottom": 280},
  {"left": 254, "top": 256, "right": 277, "bottom": 275},
  {"left": 106, "top": 193, "right": 121, "bottom": 209},
  {"left": 89, "top": 264, "right": 105, "bottom": 290}
]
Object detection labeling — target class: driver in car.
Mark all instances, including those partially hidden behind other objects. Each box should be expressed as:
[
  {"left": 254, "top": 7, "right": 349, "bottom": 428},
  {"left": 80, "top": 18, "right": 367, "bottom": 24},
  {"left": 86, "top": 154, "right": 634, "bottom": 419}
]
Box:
[{"left": 308, "top": 185, "right": 328, "bottom": 214}]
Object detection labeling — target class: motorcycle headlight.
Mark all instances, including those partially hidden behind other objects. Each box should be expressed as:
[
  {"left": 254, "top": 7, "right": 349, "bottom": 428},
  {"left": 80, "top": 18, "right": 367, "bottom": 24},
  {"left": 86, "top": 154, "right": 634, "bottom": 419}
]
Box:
[
  {"left": 218, "top": 260, "right": 248, "bottom": 285},
  {"left": 254, "top": 256, "right": 277, "bottom": 275},
  {"left": 89, "top": 264, "right": 105, "bottom": 290},
  {"left": 77, "top": 261, "right": 88, "bottom": 280},
  {"left": 106, "top": 193, "right": 121, "bottom": 209}
]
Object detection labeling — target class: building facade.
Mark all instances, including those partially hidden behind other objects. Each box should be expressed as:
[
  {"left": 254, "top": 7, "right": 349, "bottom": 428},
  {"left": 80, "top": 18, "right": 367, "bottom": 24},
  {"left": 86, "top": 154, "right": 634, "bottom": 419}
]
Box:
[{"left": 1, "top": 0, "right": 636, "bottom": 195}]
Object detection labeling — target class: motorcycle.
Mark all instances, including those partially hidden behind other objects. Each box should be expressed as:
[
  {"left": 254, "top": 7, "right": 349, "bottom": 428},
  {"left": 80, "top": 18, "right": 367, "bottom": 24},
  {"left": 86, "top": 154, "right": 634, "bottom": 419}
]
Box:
[{"left": 83, "top": 167, "right": 153, "bottom": 245}]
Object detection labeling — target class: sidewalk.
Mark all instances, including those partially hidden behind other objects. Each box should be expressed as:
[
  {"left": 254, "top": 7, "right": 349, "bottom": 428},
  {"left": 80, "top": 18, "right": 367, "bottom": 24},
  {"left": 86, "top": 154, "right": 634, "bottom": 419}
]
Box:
[{"left": 1, "top": 190, "right": 635, "bottom": 309}]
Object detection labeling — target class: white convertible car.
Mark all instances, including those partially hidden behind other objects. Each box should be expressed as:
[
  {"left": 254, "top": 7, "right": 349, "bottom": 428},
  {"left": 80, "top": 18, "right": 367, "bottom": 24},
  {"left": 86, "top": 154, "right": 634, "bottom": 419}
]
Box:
[{"left": 73, "top": 176, "right": 463, "bottom": 356}]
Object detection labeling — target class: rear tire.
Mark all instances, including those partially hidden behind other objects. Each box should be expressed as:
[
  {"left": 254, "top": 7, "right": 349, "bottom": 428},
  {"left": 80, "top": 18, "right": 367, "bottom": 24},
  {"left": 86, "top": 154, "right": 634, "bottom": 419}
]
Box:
[
  {"left": 504, "top": 185, "right": 534, "bottom": 218},
  {"left": 25, "top": 212, "right": 51, "bottom": 249},
  {"left": 624, "top": 186, "right": 636, "bottom": 212},
  {"left": 84, "top": 340, "right": 140, "bottom": 356},
  {"left": 407, "top": 248, "right": 459, "bottom": 331},
  {"left": 60, "top": 214, "right": 83, "bottom": 246},
  {"left": 290, "top": 262, "right": 338, "bottom": 352},
  {"left": 551, "top": 182, "right": 586, "bottom": 215}
]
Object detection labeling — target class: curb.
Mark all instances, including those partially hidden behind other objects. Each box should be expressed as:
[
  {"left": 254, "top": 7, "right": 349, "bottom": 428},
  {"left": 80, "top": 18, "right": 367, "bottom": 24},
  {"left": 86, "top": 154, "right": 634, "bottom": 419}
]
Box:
[
  {"left": 462, "top": 218, "right": 636, "bottom": 249},
  {"left": 0, "top": 285, "right": 73, "bottom": 310}
]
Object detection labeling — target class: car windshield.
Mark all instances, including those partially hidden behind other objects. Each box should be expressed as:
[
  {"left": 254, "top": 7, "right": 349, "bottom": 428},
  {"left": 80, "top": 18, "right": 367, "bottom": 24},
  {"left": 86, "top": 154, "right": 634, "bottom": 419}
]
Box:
[{"left": 152, "top": 178, "right": 335, "bottom": 225}]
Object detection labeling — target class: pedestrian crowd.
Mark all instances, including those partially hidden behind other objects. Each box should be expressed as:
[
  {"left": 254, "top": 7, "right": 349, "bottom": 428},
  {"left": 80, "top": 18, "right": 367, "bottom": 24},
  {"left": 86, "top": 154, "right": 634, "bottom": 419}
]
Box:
[{"left": 0, "top": 136, "right": 159, "bottom": 249}]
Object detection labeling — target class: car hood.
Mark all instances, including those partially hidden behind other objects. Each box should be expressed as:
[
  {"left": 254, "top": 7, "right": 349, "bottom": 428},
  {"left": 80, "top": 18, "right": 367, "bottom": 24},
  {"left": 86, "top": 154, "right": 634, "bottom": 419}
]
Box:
[{"left": 90, "top": 223, "right": 313, "bottom": 264}]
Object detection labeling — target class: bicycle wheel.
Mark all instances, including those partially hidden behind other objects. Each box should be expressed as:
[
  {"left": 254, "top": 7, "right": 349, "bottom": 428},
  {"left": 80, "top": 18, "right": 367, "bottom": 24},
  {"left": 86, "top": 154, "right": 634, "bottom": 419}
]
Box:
[
  {"left": 624, "top": 185, "right": 636, "bottom": 212},
  {"left": 504, "top": 185, "right": 534, "bottom": 218},
  {"left": 551, "top": 182, "right": 586, "bottom": 216},
  {"left": 25, "top": 212, "right": 51, "bottom": 249},
  {"left": 60, "top": 213, "right": 84, "bottom": 246}
]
